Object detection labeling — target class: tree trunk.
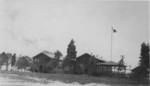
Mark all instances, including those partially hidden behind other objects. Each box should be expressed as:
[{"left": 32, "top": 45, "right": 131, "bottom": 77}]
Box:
[
  {"left": 6, "top": 62, "right": 8, "bottom": 71},
  {"left": 11, "top": 66, "right": 13, "bottom": 71}
]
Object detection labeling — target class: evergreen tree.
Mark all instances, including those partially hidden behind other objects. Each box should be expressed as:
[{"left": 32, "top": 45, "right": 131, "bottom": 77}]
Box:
[
  {"left": 138, "top": 43, "right": 149, "bottom": 78},
  {"left": 67, "top": 39, "right": 77, "bottom": 60},
  {"left": 11, "top": 53, "right": 16, "bottom": 66},
  {"left": 63, "top": 39, "right": 77, "bottom": 73},
  {"left": 133, "top": 43, "right": 149, "bottom": 78},
  {"left": 140, "top": 43, "right": 149, "bottom": 68}
]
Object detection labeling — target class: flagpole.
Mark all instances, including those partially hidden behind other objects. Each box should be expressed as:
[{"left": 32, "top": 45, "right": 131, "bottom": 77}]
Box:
[{"left": 111, "top": 27, "right": 113, "bottom": 61}]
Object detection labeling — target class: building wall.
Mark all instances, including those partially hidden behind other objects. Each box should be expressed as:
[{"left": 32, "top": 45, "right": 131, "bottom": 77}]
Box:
[
  {"left": 76, "top": 53, "right": 105, "bottom": 74},
  {"left": 33, "top": 53, "right": 51, "bottom": 72},
  {"left": 96, "top": 65, "right": 112, "bottom": 74}
]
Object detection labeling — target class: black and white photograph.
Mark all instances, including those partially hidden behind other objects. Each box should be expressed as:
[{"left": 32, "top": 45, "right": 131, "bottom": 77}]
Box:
[{"left": 0, "top": 0, "right": 149, "bottom": 86}]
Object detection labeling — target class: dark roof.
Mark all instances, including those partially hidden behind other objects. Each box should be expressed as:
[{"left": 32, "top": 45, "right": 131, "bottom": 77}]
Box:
[
  {"left": 77, "top": 53, "right": 91, "bottom": 59},
  {"left": 131, "top": 66, "right": 140, "bottom": 72},
  {"left": 96, "top": 61, "right": 119, "bottom": 66},
  {"left": 94, "top": 58, "right": 105, "bottom": 63},
  {"left": 77, "top": 53, "right": 105, "bottom": 63},
  {"left": 42, "top": 51, "right": 55, "bottom": 58},
  {"left": 33, "top": 51, "right": 55, "bottom": 59},
  {"left": 132, "top": 66, "right": 150, "bottom": 72}
]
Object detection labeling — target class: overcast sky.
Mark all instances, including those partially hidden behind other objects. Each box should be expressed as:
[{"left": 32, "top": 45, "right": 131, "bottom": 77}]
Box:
[{"left": 0, "top": 0, "right": 149, "bottom": 68}]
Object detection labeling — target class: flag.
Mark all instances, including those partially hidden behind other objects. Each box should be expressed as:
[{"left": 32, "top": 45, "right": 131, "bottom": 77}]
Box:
[{"left": 112, "top": 27, "right": 117, "bottom": 33}]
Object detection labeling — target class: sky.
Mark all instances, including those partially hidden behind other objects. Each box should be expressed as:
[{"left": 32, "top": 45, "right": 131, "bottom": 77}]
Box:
[{"left": 0, "top": 0, "right": 149, "bottom": 68}]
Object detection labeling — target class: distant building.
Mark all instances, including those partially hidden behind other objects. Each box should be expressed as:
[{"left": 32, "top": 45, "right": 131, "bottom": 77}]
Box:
[
  {"left": 96, "top": 61, "right": 119, "bottom": 75},
  {"left": 131, "top": 66, "right": 140, "bottom": 73},
  {"left": 131, "top": 66, "right": 150, "bottom": 78},
  {"left": 76, "top": 53, "right": 105, "bottom": 74},
  {"left": 76, "top": 53, "right": 126, "bottom": 76},
  {"left": 33, "top": 51, "right": 55, "bottom": 73}
]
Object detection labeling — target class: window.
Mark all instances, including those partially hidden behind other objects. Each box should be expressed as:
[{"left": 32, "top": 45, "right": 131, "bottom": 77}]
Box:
[{"left": 35, "top": 58, "right": 39, "bottom": 62}]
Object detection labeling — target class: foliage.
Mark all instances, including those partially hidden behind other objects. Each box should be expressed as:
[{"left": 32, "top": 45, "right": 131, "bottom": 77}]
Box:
[
  {"left": 16, "top": 56, "right": 32, "bottom": 70},
  {"left": 11, "top": 54, "right": 16, "bottom": 66},
  {"left": 66, "top": 39, "right": 77, "bottom": 60},
  {"left": 62, "top": 57, "right": 72, "bottom": 73},
  {"left": 132, "top": 66, "right": 148, "bottom": 78},
  {"left": 29, "top": 61, "right": 39, "bottom": 72},
  {"left": 45, "top": 50, "right": 62, "bottom": 73},
  {"left": 138, "top": 43, "right": 149, "bottom": 78},
  {"left": 74, "top": 62, "right": 83, "bottom": 74},
  {"left": 45, "top": 59, "right": 59, "bottom": 73},
  {"left": 0, "top": 52, "right": 6, "bottom": 66},
  {"left": 132, "top": 42, "right": 149, "bottom": 78},
  {"left": 118, "top": 55, "right": 126, "bottom": 71},
  {"left": 54, "top": 50, "right": 62, "bottom": 59},
  {"left": 62, "top": 39, "right": 77, "bottom": 74},
  {"left": 0, "top": 52, "right": 12, "bottom": 70},
  {"left": 87, "top": 55, "right": 97, "bottom": 75},
  {"left": 140, "top": 43, "right": 149, "bottom": 68}
]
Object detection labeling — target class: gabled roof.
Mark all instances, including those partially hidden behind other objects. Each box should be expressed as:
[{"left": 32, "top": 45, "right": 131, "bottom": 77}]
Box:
[
  {"left": 131, "top": 66, "right": 140, "bottom": 72},
  {"left": 77, "top": 53, "right": 105, "bottom": 62},
  {"left": 132, "top": 66, "right": 150, "bottom": 72},
  {"left": 42, "top": 51, "right": 55, "bottom": 58},
  {"left": 94, "top": 58, "right": 105, "bottom": 63},
  {"left": 96, "top": 61, "right": 119, "bottom": 66},
  {"left": 33, "top": 51, "right": 55, "bottom": 59},
  {"left": 77, "top": 53, "right": 91, "bottom": 59}
]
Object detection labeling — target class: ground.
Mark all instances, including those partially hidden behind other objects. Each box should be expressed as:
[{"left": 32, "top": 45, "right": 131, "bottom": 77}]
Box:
[{"left": 0, "top": 70, "right": 149, "bottom": 86}]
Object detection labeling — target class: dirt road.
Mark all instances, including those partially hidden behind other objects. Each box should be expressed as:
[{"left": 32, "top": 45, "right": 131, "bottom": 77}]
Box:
[
  {"left": 0, "top": 73, "right": 109, "bottom": 86},
  {"left": 0, "top": 71, "right": 148, "bottom": 86}
]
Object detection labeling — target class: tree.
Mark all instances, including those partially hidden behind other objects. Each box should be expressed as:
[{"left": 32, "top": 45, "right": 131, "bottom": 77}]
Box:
[
  {"left": 29, "top": 59, "right": 40, "bottom": 72},
  {"left": 16, "top": 56, "right": 31, "bottom": 72},
  {"left": 11, "top": 54, "right": 16, "bottom": 70},
  {"left": 45, "top": 59, "right": 59, "bottom": 73},
  {"left": 132, "top": 43, "right": 149, "bottom": 78},
  {"left": 0, "top": 52, "right": 7, "bottom": 66},
  {"left": 138, "top": 43, "right": 149, "bottom": 78},
  {"left": 11, "top": 54, "right": 16, "bottom": 66},
  {"left": 54, "top": 50, "right": 62, "bottom": 59},
  {"left": 88, "top": 55, "right": 97, "bottom": 76},
  {"left": 62, "top": 56, "right": 70, "bottom": 73},
  {"left": 63, "top": 39, "right": 77, "bottom": 74},
  {"left": 140, "top": 43, "right": 149, "bottom": 68},
  {"left": 67, "top": 39, "right": 77, "bottom": 59},
  {"left": 118, "top": 55, "right": 126, "bottom": 72},
  {"left": 0, "top": 52, "right": 11, "bottom": 71},
  {"left": 45, "top": 50, "right": 63, "bottom": 73}
]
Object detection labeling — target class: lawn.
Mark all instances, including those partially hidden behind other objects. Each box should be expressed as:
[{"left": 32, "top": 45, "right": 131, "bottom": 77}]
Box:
[{"left": 0, "top": 70, "right": 149, "bottom": 86}]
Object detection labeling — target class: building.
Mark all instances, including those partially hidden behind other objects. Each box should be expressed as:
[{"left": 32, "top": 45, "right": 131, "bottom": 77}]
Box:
[
  {"left": 76, "top": 53, "right": 126, "bottom": 76},
  {"left": 96, "top": 61, "right": 119, "bottom": 75},
  {"left": 76, "top": 53, "right": 105, "bottom": 74},
  {"left": 96, "top": 61, "right": 127, "bottom": 77},
  {"left": 33, "top": 51, "right": 55, "bottom": 73}
]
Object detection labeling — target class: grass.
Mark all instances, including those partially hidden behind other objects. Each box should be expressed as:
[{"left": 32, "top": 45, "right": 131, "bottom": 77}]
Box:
[{"left": 0, "top": 70, "right": 149, "bottom": 86}]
